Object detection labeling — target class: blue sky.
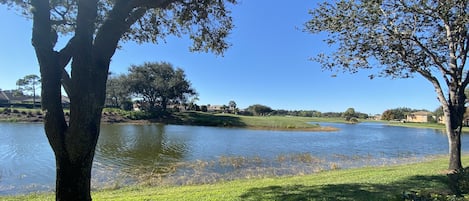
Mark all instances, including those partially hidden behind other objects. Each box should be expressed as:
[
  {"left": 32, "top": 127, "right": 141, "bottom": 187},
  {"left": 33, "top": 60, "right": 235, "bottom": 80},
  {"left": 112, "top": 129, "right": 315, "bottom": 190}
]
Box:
[{"left": 0, "top": 1, "right": 440, "bottom": 114}]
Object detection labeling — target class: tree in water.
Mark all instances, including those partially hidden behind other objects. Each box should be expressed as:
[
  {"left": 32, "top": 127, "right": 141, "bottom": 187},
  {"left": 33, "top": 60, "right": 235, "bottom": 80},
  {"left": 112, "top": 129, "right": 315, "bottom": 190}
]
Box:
[
  {"left": 1, "top": 0, "right": 236, "bottom": 200},
  {"left": 306, "top": 0, "right": 469, "bottom": 171}
]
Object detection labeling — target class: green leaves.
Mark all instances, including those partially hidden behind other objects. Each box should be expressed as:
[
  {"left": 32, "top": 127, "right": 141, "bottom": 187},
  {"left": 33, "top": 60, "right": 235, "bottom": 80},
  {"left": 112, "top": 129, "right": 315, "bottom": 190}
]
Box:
[
  {"left": 126, "top": 62, "right": 197, "bottom": 112},
  {"left": 305, "top": 0, "right": 468, "bottom": 81}
]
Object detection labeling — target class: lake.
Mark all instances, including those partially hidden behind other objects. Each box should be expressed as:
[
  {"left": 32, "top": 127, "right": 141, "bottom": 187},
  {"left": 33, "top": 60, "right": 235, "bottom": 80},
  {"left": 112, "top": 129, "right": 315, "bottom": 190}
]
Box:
[{"left": 0, "top": 121, "right": 467, "bottom": 195}]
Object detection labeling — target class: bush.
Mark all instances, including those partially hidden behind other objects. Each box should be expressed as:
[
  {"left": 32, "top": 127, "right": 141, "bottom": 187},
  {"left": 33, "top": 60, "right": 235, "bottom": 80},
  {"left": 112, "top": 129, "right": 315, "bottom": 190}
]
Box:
[
  {"left": 448, "top": 167, "right": 469, "bottom": 196},
  {"left": 3, "top": 108, "right": 11, "bottom": 114},
  {"left": 126, "top": 111, "right": 152, "bottom": 120},
  {"left": 402, "top": 190, "right": 464, "bottom": 201}
]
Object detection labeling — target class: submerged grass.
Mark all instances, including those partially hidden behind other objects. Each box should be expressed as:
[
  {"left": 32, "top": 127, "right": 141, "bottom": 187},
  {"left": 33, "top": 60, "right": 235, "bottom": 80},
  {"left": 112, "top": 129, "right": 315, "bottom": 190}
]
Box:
[{"left": 4, "top": 155, "right": 469, "bottom": 201}]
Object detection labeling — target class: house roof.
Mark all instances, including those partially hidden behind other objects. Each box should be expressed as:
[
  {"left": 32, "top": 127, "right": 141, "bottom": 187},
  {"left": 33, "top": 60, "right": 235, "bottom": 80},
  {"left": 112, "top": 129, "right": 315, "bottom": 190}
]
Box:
[
  {"left": 0, "top": 90, "right": 35, "bottom": 103},
  {"left": 0, "top": 91, "right": 8, "bottom": 101}
]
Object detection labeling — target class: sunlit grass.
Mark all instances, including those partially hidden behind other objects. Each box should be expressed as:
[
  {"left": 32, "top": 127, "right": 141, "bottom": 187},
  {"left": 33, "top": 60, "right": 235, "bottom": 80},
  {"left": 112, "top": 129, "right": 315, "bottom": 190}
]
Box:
[{"left": 387, "top": 122, "right": 469, "bottom": 133}]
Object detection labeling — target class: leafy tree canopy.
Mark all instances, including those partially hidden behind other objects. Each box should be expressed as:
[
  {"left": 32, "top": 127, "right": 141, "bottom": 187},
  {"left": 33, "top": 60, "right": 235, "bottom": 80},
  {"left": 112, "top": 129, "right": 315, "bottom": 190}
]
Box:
[
  {"left": 1, "top": 0, "right": 236, "bottom": 55},
  {"left": 126, "top": 62, "right": 196, "bottom": 112},
  {"left": 247, "top": 104, "right": 273, "bottom": 116}
]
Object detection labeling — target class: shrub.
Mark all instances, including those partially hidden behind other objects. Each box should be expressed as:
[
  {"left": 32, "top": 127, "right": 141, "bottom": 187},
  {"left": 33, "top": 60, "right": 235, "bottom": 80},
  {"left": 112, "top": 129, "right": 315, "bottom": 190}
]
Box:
[
  {"left": 448, "top": 167, "right": 469, "bottom": 196},
  {"left": 3, "top": 108, "right": 11, "bottom": 114}
]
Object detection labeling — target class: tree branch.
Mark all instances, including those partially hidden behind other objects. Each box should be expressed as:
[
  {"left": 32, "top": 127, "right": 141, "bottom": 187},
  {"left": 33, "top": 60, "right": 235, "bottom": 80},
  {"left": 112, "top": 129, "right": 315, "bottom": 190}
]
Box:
[
  {"left": 130, "top": 0, "right": 180, "bottom": 9},
  {"left": 61, "top": 68, "right": 72, "bottom": 97}
]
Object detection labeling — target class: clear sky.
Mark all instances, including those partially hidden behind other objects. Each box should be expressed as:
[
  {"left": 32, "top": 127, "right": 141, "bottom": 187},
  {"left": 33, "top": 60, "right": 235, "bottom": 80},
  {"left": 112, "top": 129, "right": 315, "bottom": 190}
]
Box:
[{"left": 0, "top": 1, "right": 441, "bottom": 115}]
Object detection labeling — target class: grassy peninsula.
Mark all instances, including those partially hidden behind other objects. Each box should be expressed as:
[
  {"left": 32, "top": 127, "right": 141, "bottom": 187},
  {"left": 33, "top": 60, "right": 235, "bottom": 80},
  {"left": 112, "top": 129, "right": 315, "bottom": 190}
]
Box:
[
  {"left": 4, "top": 155, "right": 469, "bottom": 201},
  {"left": 167, "top": 112, "right": 339, "bottom": 131}
]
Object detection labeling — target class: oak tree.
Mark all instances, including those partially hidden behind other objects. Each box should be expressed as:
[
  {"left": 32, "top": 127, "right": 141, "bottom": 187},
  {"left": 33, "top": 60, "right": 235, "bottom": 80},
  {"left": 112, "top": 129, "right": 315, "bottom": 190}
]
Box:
[
  {"left": 1, "top": 0, "right": 236, "bottom": 200},
  {"left": 127, "top": 62, "right": 196, "bottom": 112}
]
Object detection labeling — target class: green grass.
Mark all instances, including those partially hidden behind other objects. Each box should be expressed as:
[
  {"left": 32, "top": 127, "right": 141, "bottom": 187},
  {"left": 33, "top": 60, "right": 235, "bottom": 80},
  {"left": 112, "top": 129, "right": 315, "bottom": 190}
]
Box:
[
  {"left": 3, "top": 155, "right": 469, "bottom": 201},
  {"left": 387, "top": 121, "right": 469, "bottom": 133},
  {"left": 170, "top": 112, "right": 339, "bottom": 131}
]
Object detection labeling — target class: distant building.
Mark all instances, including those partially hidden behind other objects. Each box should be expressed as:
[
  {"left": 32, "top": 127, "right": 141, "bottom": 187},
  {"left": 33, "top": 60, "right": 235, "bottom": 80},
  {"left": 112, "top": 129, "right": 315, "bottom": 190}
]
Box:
[
  {"left": 207, "top": 105, "right": 224, "bottom": 112},
  {"left": 406, "top": 111, "right": 432, "bottom": 123},
  {"left": 0, "top": 90, "right": 31, "bottom": 106},
  {"left": 0, "top": 90, "right": 70, "bottom": 108}
]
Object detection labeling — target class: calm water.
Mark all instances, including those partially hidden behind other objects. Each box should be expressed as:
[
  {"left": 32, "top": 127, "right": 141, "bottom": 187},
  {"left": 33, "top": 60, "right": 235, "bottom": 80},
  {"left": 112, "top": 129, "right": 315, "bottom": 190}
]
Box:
[{"left": 0, "top": 122, "right": 467, "bottom": 195}]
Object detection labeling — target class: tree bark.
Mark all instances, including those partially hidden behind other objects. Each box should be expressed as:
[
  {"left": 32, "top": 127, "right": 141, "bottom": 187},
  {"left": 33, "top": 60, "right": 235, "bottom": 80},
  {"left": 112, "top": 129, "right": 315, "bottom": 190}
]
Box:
[
  {"left": 55, "top": 153, "right": 94, "bottom": 201},
  {"left": 444, "top": 104, "right": 464, "bottom": 171},
  {"left": 448, "top": 129, "right": 462, "bottom": 171}
]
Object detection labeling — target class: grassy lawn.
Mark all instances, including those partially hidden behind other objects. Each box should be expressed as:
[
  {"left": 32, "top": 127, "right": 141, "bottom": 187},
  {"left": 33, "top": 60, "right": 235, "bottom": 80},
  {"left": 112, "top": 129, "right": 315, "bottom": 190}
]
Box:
[
  {"left": 386, "top": 121, "right": 469, "bottom": 133},
  {"left": 4, "top": 155, "right": 469, "bottom": 201}
]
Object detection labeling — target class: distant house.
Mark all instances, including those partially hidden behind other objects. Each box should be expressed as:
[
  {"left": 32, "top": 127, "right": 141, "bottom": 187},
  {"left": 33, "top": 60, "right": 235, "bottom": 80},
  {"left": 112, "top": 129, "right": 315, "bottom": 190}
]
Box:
[
  {"left": 207, "top": 105, "right": 224, "bottom": 112},
  {"left": 0, "top": 91, "right": 9, "bottom": 105},
  {"left": 0, "top": 90, "right": 30, "bottom": 106},
  {"left": 406, "top": 111, "right": 432, "bottom": 123},
  {"left": 0, "top": 90, "right": 70, "bottom": 108}
]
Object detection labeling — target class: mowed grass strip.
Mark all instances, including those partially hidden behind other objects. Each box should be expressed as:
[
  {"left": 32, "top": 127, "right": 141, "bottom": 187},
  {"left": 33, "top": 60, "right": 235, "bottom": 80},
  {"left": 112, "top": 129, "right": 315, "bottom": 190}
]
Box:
[
  {"left": 4, "top": 155, "right": 468, "bottom": 201},
  {"left": 173, "top": 112, "right": 339, "bottom": 131}
]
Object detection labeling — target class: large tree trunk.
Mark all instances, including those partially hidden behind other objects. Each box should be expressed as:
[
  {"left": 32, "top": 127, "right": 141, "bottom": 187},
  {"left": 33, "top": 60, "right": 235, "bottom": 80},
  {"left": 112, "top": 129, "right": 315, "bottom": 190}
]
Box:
[
  {"left": 31, "top": 0, "right": 150, "bottom": 199},
  {"left": 443, "top": 102, "right": 465, "bottom": 172},
  {"left": 55, "top": 153, "right": 94, "bottom": 201},
  {"left": 448, "top": 130, "right": 462, "bottom": 171}
]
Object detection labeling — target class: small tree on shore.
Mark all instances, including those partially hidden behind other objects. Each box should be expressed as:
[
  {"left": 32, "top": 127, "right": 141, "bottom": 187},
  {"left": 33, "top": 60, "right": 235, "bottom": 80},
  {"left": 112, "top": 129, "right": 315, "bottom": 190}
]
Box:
[{"left": 16, "top": 74, "right": 41, "bottom": 108}]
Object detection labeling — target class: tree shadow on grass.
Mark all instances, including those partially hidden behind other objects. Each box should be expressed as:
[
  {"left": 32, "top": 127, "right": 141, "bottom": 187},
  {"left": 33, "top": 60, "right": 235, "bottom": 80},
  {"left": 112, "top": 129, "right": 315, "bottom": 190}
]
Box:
[{"left": 239, "top": 175, "right": 450, "bottom": 201}]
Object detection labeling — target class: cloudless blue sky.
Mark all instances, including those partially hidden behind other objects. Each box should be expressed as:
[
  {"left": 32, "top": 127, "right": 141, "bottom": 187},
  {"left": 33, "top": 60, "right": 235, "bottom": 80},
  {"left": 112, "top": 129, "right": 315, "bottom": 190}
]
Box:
[{"left": 0, "top": 1, "right": 440, "bottom": 114}]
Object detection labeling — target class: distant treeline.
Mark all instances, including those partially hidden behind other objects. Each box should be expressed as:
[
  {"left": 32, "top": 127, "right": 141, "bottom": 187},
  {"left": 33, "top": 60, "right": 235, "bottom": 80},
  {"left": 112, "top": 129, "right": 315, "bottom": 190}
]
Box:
[{"left": 241, "top": 104, "right": 369, "bottom": 119}]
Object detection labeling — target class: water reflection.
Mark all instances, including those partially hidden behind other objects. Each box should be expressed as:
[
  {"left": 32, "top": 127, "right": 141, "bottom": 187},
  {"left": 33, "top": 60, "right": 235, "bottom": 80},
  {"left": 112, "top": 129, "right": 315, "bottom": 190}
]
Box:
[{"left": 96, "top": 124, "right": 188, "bottom": 174}]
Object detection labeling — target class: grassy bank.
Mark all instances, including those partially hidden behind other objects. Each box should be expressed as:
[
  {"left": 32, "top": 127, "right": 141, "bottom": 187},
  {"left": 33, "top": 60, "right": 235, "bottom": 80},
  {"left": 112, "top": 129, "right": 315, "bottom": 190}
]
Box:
[
  {"left": 4, "top": 155, "right": 469, "bottom": 201},
  {"left": 387, "top": 121, "right": 469, "bottom": 133}
]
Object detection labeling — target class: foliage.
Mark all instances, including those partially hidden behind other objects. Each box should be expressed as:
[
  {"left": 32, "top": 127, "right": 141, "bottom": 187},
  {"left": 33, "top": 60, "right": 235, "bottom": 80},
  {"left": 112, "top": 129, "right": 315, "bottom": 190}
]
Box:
[
  {"left": 381, "top": 107, "right": 415, "bottom": 121},
  {"left": 305, "top": 0, "right": 469, "bottom": 170},
  {"left": 228, "top": 100, "right": 237, "bottom": 113},
  {"left": 126, "top": 62, "right": 197, "bottom": 112},
  {"left": 246, "top": 104, "right": 273, "bottom": 116},
  {"left": 15, "top": 74, "right": 41, "bottom": 109},
  {"left": 342, "top": 107, "right": 357, "bottom": 121},
  {"left": 105, "top": 74, "right": 131, "bottom": 110},
  {"left": 16, "top": 74, "right": 41, "bottom": 96}
]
